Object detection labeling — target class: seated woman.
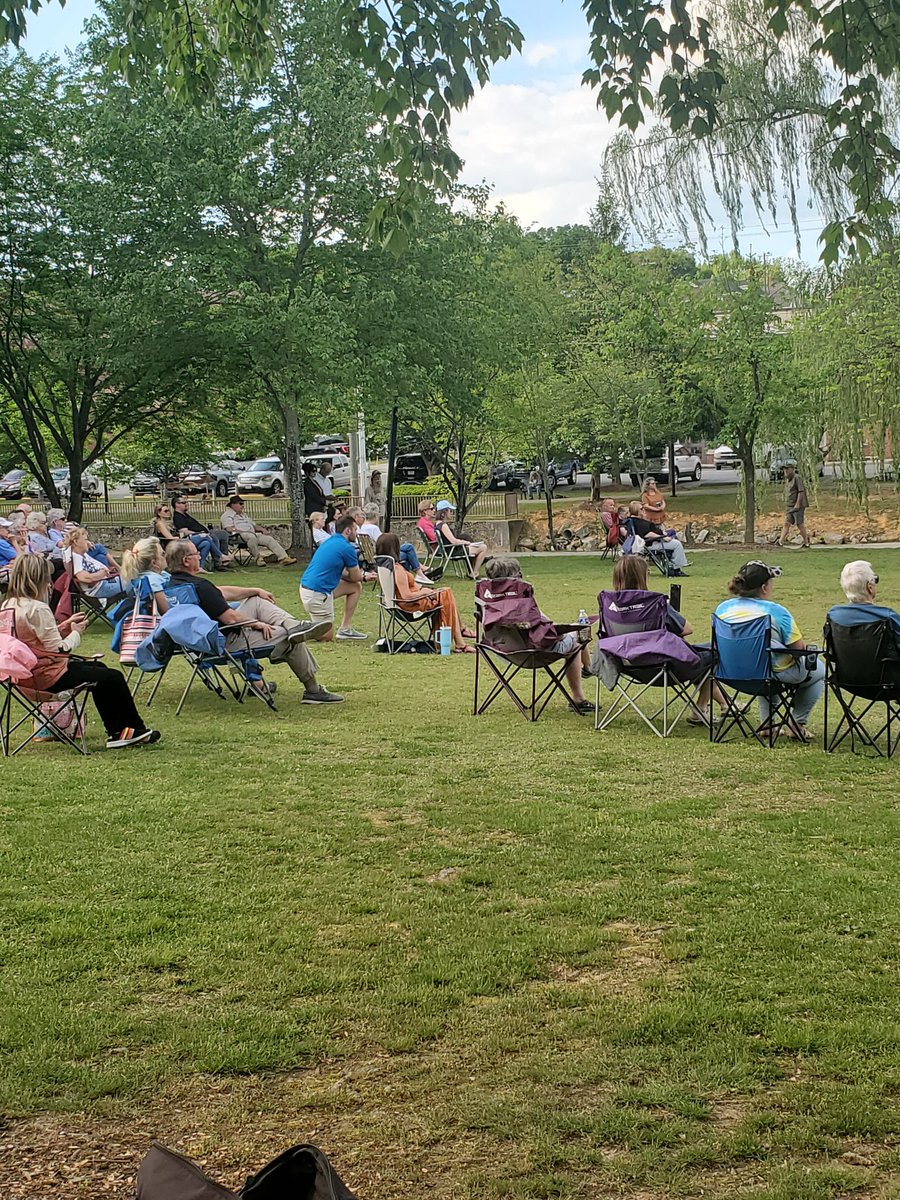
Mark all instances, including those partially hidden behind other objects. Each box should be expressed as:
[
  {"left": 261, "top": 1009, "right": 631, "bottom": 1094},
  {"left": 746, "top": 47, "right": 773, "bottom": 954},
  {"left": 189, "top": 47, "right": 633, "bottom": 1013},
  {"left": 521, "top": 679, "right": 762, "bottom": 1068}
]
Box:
[
  {"left": 640, "top": 477, "right": 667, "bottom": 517},
  {"left": 611, "top": 554, "right": 725, "bottom": 725},
  {"left": 152, "top": 502, "right": 213, "bottom": 570},
  {"left": 119, "top": 536, "right": 170, "bottom": 614},
  {"left": 309, "top": 511, "right": 331, "bottom": 546},
  {"left": 375, "top": 531, "right": 474, "bottom": 652},
  {"left": 715, "top": 560, "right": 825, "bottom": 741},
  {"left": 0, "top": 555, "right": 160, "bottom": 747},
  {"left": 25, "top": 511, "right": 57, "bottom": 556},
  {"left": 354, "top": 504, "right": 433, "bottom": 580},
  {"left": 417, "top": 500, "right": 438, "bottom": 547},
  {"left": 61, "top": 526, "right": 126, "bottom": 601},
  {"left": 433, "top": 501, "right": 487, "bottom": 580},
  {"left": 482, "top": 555, "right": 592, "bottom": 712},
  {"left": 627, "top": 501, "right": 689, "bottom": 574}
]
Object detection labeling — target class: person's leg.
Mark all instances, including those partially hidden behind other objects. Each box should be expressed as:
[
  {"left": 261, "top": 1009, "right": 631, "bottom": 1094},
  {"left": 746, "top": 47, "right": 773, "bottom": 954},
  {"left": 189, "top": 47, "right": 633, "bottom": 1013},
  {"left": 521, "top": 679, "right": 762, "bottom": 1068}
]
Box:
[
  {"left": 211, "top": 529, "right": 231, "bottom": 557},
  {"left": 49, "top": 660, "right": 152, "bottom": 739},
  {"left": 241, "top": 530, "right": 261, "bottom": 559},
  {"left": 790, "top": 658, "right": 826, "bottom": 725},
  {"left": 779, "top": 513, "right": 794, "bottom": 545},
  {"left": 664, "top": 538, "right": 689, "bottom": 569},
  {"left": 564, "top": 655, "right": 586, "bottom": 703},
  {"left": 190, "top": 533, "right": 213, "bottom": 568},
  {"left": 333, "top": 578, "right": 361, "bottom": 632},
  {"left": 256, "top": 533, "right": 289, "bottom": 562},
  {"left": 439, "top": 589, "right": 465, "bottom": 648},
  {"left": 399, "top": 543, "right": 422, "bottom": 572},
  {"left": 468, "top": 544, "right": 487, "bottom": 577},
  {"left": 299, "top": 588, "right": 335, "bottom": 640},
  {"left": 93, "top": 577, "right": 127, "bottom": 600},
  {"left": 91, "top": 544, "right": 110, "bottom": 565},
  {"left": 795, "top": 509, "right": 810, "bottom": 547}
]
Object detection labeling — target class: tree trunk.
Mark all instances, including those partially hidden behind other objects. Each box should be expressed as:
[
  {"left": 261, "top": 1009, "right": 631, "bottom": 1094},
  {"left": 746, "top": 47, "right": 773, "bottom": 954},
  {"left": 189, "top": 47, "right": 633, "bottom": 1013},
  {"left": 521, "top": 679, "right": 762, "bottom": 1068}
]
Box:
[
  {"left": 280, "top": 402, "right": 309, "bottom": 556},
  {"left": 609, "top": 448, "right": 622, "bottom": 488},
  {"left": 67, "top": 459, "right": 85, "bottom": 523},
  {"left": 590, "top": 465, "right": 603, "bottom": 502},
  {"left": 739, "top": 444, "right": 756, "bottom": 543}
]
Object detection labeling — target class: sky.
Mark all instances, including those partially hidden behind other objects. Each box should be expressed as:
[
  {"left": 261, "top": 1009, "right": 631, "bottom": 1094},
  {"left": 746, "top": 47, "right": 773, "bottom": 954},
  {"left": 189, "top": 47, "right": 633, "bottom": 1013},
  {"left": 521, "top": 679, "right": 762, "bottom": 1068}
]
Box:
[{"left": 22, "top": 0, "right": 823, "bottom": 262}]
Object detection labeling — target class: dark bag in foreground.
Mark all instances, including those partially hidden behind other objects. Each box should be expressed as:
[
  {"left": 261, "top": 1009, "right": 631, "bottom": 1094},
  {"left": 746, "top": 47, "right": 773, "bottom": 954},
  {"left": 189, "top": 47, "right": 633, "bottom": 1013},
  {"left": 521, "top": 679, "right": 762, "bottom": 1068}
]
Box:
[{"left": 136, "top": 1140, "right": 358, "bottom": 1200}]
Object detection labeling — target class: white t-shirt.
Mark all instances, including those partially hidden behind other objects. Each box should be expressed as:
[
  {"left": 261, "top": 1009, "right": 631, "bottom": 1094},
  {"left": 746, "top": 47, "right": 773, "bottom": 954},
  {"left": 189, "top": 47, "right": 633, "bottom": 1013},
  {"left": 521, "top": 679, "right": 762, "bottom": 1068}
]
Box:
[
  {"left": 63, "top": 548, "right": 107, "bottom": 595},
  {"left": 317, "top": 472, "right": 334, "bottom": 497},
  {"left": 312, "top": 527, "right": 331, "bottom": 546},
  {"left": 358, "top": 521, "right": 382, "bottom": 540}
]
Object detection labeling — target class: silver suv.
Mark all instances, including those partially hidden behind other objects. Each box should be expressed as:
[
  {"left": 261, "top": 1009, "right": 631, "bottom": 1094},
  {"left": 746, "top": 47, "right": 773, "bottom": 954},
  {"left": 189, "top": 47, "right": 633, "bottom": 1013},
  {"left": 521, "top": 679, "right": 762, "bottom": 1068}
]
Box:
[{"left": 236, "top": 457, "right": 285, "bottom": 495}]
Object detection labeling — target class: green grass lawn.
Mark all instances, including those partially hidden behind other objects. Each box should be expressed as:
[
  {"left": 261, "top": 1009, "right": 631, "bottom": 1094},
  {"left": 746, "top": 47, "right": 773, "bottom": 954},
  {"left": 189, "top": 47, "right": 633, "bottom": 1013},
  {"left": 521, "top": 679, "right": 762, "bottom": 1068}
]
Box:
[{"left": 3, "top": 550, "right": 900, "bottom": 1198}]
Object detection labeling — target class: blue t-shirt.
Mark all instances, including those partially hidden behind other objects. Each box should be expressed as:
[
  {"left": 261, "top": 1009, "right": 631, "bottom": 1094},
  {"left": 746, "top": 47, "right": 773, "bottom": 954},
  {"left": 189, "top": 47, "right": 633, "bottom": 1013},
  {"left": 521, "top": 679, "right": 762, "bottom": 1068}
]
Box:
[
  {"left": 0, "top": 539, "right": 17, "bottom": 565},
  {"left": 715, "top": 596, "right": 801, "bottom": 670},
  {"left": 301, "top": 534, "right": 359, "bottom": 594}
]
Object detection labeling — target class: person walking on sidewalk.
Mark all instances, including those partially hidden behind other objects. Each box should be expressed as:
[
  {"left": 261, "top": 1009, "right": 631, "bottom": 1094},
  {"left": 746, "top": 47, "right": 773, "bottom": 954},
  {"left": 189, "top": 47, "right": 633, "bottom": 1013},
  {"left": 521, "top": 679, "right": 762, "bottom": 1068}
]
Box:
[{"left": 778, "top": 462, "right": 810, "bottom": 548}]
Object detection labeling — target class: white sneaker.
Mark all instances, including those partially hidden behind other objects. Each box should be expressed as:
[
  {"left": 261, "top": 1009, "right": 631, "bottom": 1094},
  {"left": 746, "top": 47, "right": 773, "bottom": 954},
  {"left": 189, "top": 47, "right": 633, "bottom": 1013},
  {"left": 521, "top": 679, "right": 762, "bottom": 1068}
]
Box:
[{"left": 336, "top": 627, "right": 368, "bottom": 640}]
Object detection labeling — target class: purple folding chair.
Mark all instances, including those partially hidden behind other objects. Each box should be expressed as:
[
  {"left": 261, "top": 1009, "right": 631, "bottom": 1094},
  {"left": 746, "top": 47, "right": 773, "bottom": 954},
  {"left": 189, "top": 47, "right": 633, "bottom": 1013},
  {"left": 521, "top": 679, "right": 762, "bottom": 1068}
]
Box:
[
  {"left": 593, "top": 589, "right": 707, "bottom": 737},
  {"left": 474, "top": 578, "right": 586, "bottom": 722}
]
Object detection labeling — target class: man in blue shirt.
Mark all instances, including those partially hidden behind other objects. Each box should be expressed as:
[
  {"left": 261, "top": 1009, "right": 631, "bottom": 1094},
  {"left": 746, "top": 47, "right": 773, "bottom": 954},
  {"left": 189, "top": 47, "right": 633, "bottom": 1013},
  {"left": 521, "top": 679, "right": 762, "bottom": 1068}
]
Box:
[
  {"left": 828, "top": 560, "right": 900, "bottom": 644},
  {"left": 299, "top": 513, "right": 366, "bottom": 641},
  {"left": 0, "top": 517, "right": 20, "bottom": 567}
]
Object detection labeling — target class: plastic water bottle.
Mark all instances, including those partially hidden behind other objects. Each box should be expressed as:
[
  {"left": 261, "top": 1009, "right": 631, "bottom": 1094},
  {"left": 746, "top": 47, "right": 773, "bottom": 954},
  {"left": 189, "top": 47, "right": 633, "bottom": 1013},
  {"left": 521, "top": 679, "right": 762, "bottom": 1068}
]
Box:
[
  {"left": 578, "top": 608, "right": 589, "bottom": 625},
  {"left": 438, "top": 626, "right": 452, "bottom": 655}
]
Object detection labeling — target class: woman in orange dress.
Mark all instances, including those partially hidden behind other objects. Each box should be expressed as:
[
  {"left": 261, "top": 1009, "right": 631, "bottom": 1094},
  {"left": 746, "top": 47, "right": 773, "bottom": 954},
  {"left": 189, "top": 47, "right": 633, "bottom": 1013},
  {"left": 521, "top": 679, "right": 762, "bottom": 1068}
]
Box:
[{"left": 375, "top": 532, "right": 474, "bottom": 652}]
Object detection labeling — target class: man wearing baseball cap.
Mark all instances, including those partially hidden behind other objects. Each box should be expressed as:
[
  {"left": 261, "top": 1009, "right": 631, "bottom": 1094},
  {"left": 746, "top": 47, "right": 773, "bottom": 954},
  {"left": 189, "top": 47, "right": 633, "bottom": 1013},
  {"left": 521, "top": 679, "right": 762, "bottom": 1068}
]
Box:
[
  {"left": 714, "top": 560, "right": 825, "bottom": 740},
  {"left": 778, "top": 461, "right": 810, "bottom": 548},
  {"left": 433, "top": 500, "right": 487, "bottom": 580}
]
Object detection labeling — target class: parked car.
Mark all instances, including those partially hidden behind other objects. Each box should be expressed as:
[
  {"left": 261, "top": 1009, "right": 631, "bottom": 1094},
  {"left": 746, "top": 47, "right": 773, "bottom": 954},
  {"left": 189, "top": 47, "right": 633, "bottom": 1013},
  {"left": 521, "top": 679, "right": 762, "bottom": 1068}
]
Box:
[
  {"left": 487, "top": 460, "right": 528, "bottom": 490},
  {"left": 236, "top": 457, "right": 285, "bottom": 495},
  {"left": 300, "top": 452, "right": 352, "bottom": 490},
  {"left": 547, "top": 456, "right": 581, "bottom": 488},
  {"left": 0, "top": 469, "right": 30, "bottom": 500},
  {"left": 393, "top": 453, "right": 430, "bottom": 485},
  {"left": 306, "top": 433, "right": 350, "bottom": 455},
  {"left": 713, "top": 444, "right": 741, "bottom": 470},
  {"left": 629, "top": 445, "right": 702, "bottom": 487},
  {"left": 178, "top": 460, "right": 241, "bottom": 497},
  {"left": 46, "top": 468, "right": 101, "bottom": 501},
  {"left": 131, "top": 472, "right": 165, "bottom": 496},
  {"left": 767, "top": 445, "right": 825, "bottom": 482}
]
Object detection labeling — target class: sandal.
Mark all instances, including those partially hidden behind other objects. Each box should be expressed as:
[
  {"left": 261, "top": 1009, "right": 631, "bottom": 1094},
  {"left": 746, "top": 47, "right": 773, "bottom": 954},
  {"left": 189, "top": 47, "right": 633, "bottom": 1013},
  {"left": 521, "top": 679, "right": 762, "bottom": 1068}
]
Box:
[
  {"left": 783, "top": 723, "right": 815, "bottom": 742},
  {"left": 453, "top": 644, "right": 475, "bottom": 654},
  {"left": 461, "top": 627, "right": 477, "bottom": 639}
]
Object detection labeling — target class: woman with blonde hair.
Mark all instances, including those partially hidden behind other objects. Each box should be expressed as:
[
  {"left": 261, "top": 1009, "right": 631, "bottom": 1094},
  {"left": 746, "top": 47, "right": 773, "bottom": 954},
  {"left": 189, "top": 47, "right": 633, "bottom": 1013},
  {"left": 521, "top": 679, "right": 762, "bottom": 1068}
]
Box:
[
  {"left": 61, "top": 526, "right": 125, "bottom": 600},
  {"left": 119, "top": 536, "right": 170, "bottom": 614},
  {"left": 1, "top": 555, "right": 160, "bottom": 747}
]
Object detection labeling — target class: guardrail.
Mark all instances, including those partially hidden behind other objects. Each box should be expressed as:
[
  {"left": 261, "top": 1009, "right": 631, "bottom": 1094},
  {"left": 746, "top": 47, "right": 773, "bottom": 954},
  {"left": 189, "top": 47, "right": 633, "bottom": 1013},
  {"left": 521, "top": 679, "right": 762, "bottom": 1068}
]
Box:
[{"left": 77, "top": 489, "right": 518, "bottom": 527}]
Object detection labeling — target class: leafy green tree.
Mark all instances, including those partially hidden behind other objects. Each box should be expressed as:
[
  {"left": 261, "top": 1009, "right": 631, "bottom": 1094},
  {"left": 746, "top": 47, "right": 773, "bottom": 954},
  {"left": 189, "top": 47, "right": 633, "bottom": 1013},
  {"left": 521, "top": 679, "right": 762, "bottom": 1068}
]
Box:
[{"left": 0, "top": 54, "right": 218, "bottom": 518}]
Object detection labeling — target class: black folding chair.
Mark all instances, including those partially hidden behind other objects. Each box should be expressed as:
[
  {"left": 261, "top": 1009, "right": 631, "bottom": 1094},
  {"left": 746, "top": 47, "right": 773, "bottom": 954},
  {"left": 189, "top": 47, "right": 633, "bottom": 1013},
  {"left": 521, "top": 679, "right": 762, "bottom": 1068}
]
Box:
[
  {"left": 374, "top": 556, "right": 435, "bottom": 653},
  {"left": 624, "top": 518, "right": 671, "bottom": 577},
  {"left": 227, "top": 532, "right": 254, "bottom": 567},
  {"left": 824, "top": 617, "right": 900, "bottom": 757}
]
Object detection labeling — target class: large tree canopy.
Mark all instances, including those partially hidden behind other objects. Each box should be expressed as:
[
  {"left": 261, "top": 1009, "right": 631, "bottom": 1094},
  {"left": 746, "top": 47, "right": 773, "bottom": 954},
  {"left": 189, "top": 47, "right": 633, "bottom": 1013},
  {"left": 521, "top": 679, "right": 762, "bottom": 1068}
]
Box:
[{"left": 4, "top": 0, "right": 900, "bottom": 255}]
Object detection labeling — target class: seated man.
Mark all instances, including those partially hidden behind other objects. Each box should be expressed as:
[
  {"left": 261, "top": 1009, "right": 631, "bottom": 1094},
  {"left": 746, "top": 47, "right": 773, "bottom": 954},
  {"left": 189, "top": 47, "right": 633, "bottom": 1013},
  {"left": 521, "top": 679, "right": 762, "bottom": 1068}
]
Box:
[
  {"left": 299, "top": 513, "right": 366, "bottom": 641},
  {"left": 220, "top": 495, "right": 297, "bottom": 567},
  {"left": 172, "top": 494, "right": 232, "bottom": 569},
  {"left": 627, "top": 501, "right": 689, "bottom": 575},
  {"left": 828, "top": 560, "right": 900, "bottom": 645},
  {"left": 480, "top": 555, "right": 592, "bottom": 713},
  {"left": 0, "top": 516, "right": 21, "bottom": 567},
  {"left": 164, "top": 539, "right": 342, "bottom": 703}
]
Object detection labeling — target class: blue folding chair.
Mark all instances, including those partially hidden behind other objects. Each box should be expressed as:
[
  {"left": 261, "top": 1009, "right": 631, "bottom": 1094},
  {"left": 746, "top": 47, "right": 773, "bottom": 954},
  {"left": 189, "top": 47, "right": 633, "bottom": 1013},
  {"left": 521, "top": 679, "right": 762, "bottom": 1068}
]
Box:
[
  {"left": 711, "top": 614, "right": 818, "bottom": 747},
  {"left": 623, "top": 518, "right": 671, "bottom": 577}
]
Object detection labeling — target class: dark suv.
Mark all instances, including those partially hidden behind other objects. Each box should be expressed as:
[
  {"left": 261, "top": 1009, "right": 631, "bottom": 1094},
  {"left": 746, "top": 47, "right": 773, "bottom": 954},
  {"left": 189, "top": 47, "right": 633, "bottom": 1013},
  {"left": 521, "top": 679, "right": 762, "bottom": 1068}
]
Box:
[{"left": 394, "top": 454, "right": 430, "bottom": 484}]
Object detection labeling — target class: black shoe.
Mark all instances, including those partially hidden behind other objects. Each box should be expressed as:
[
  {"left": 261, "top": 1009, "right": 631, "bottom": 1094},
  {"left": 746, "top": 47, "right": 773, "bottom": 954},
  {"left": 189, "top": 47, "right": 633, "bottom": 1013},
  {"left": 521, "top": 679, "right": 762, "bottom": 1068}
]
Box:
[
  {"left": 581, "top": 667, "right": 592, "bottom": 679},
  {"left": 568, "top": 699, "right": 593, "bottom": 715}
]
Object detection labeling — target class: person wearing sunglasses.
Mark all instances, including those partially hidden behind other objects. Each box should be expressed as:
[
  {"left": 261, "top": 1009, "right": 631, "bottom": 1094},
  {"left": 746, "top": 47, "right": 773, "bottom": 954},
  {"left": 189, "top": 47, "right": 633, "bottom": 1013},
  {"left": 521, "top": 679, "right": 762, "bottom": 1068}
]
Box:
[{"left": 829, "top": 561, "right": 900, "bottom": 641}]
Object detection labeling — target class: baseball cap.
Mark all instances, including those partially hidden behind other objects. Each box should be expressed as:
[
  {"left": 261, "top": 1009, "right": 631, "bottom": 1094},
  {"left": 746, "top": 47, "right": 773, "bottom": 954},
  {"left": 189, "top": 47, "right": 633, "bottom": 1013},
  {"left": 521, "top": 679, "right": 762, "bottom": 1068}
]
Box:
[
  {"left": 784, "top": 458, "right": 797, "bottom": 467},
  {"left": 0, "top": 517, "right": 12, "bottom": 529},
  {"left": 736, "top": 561, "right": 783, "bottom": 590},
  {"left": 435, "top": 500, "right": 456, "bottom": 512}
]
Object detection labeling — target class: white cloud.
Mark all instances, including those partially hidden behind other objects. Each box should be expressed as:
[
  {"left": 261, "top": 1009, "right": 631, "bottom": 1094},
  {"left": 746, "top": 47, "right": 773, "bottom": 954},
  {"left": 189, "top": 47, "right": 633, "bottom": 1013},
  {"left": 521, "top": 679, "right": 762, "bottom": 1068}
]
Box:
[
  {"left": 454, "top": 76, "right": 617, "bottom": 228},
  {"left": 523, "top": 41, "right": 559, "bottom": 66}
]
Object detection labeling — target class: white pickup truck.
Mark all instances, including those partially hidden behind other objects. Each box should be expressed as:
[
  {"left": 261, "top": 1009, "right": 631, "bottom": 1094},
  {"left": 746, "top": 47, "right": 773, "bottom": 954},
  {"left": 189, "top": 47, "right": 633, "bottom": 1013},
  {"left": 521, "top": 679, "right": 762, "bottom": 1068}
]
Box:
[{"left": 629, "top": 446, "right": 702, "bottom": 487}]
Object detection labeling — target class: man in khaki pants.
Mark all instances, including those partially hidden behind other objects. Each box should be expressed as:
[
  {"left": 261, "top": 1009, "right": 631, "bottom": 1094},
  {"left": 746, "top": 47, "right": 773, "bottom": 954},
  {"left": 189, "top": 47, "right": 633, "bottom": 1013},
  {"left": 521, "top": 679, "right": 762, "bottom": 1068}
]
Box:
[{"left": 220, "top": 495, "right": 297, "bottom": 566}]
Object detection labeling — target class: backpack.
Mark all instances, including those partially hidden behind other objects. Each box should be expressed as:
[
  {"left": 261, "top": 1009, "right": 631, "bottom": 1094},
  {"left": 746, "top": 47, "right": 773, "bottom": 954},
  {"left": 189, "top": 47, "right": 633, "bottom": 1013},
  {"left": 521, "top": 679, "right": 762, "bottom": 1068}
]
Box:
[{"left": 136, "top": 1140, "right": 357, "bottom": 1200}]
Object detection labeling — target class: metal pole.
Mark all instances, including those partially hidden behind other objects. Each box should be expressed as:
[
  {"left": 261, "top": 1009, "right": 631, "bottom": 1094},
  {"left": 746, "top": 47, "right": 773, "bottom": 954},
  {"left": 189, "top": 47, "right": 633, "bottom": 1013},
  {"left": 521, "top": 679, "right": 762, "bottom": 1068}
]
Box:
[
  {"left": 349, "top": 418, "right": 360, "bottom": 506},
  {"left": 385, "top": 406, "right": 398, "bottom": 532},
  {"left": 668, "top": 441, "right": 676, "bottom": 498}
]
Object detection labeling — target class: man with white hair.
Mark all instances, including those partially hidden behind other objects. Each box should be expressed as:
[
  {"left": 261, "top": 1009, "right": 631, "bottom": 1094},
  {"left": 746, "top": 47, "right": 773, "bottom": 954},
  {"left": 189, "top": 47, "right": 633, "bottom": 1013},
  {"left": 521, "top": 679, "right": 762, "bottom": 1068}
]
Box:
[{"left": 828, "top": 561, "right": 900, "bottom": 642}]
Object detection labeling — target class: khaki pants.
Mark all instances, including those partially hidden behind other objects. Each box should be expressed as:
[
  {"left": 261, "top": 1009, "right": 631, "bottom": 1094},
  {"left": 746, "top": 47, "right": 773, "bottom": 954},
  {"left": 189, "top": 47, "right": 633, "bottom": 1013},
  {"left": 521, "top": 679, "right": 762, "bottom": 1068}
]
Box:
[
  {"left": 225, "top": 595, "right": 317, "bottom": 689},
  {"left": 239, "top": 531, "right": 288, "bottom": 561}
]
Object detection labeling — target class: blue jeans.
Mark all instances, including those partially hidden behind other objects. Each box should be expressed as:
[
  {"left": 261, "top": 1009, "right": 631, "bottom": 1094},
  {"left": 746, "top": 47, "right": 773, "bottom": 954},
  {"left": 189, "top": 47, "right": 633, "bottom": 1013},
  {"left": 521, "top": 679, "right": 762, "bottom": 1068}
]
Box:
[
  {"left": 399, "top": 542, "right": 421, "bottom": 573},
  {"left": 190, "top": 533, "right": 215, "bottom": 568},
  {"left": 760, "top": 657, "right": 826, "bottom": 725},
  {"left": 92, "top": 577, "right": 126, "bottom": 601}
]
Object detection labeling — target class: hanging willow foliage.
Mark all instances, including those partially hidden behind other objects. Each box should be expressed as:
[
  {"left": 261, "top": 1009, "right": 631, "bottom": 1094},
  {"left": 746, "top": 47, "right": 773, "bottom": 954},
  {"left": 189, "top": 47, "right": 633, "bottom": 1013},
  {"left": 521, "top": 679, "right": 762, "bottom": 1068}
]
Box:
[
  {"left": 604, "top": 0, "right": 900, "bottom": 260},
  {"left": 797, "top": 252, "right": 900, "bottom": 503}
]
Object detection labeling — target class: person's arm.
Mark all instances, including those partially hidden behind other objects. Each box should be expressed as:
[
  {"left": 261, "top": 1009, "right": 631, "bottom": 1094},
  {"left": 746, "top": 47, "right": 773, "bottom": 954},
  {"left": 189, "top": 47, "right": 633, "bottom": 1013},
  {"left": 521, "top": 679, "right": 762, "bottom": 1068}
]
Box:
[
  {"left": 437, "top": 522, "right": 465, "bottom": 546},
  {"left": 254, "top": 524, "right": 268, "bottom": 533},
  {"left": 218, "top": 584, "right": 276, "bottom": 602},
  {"left": 32, "top": 603, "right": 84, "bottom": 652},
  {"left": 152, "top": 590, "right": 169, "bottom": 614},
  {"left": 794, "top": 483, "right": 808, "bottom": 509},
  {"left": 220, "top": 511, "right": 235, "bottom": 531},
  {"left": 343, "top": 565, "right": 363, "bottom": 582}
]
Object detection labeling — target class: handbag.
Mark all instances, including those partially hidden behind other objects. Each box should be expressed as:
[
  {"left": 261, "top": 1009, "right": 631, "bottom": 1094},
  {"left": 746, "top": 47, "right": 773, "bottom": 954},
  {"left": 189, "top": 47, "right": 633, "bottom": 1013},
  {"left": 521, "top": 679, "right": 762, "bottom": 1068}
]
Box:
[
  {"left": 33, "top": 691, "right": 86, "bottom": 742},
  {"left": 136, "top": 1140, "right": 358, "bottom": 1200},
  {"left": 119, "top": 586, "right": 160, "bottom": 665}
]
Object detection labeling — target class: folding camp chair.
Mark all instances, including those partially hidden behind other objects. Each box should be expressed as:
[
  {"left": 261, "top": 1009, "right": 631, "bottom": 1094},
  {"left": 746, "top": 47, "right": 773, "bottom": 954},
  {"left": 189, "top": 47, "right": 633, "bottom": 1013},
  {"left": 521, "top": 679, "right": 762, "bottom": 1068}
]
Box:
[
  {"left": 710, "top": 614, "right": 819, "bottom": 747},
  {"left": 624, "top": 518, "right": 671, "bottom": 577},
  {"left": 593, "top": 589, "right": 707, "bottom": 737},
  {"left": 473, "top": 579, "right": 585, "bottom": 722},
  {"left": 54, "top": 566, "right": 122, "bottom": 630},
  {"left": 227, "top": 532, "right": 254, "bottom": 567},
  {"left": 133, "top": 581, "right": 278, "bottom": 714},
  {"left": 436, "top": 531, "right": 476, "bottom": 578},
  {"left": 374, "top": 556, "right": 435, "bottom": 653},
  {"left": 0, "top": 609, "right": 94, "bottom": 755},
  {"left": 357, "top": 533, "right": 380, "bottom": 590},
  {"left": 824, "top": 617, "right": 900, "bottom": 757},
  {"left": 599, "top": 514, "right": 621, "bottom": 562}
]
